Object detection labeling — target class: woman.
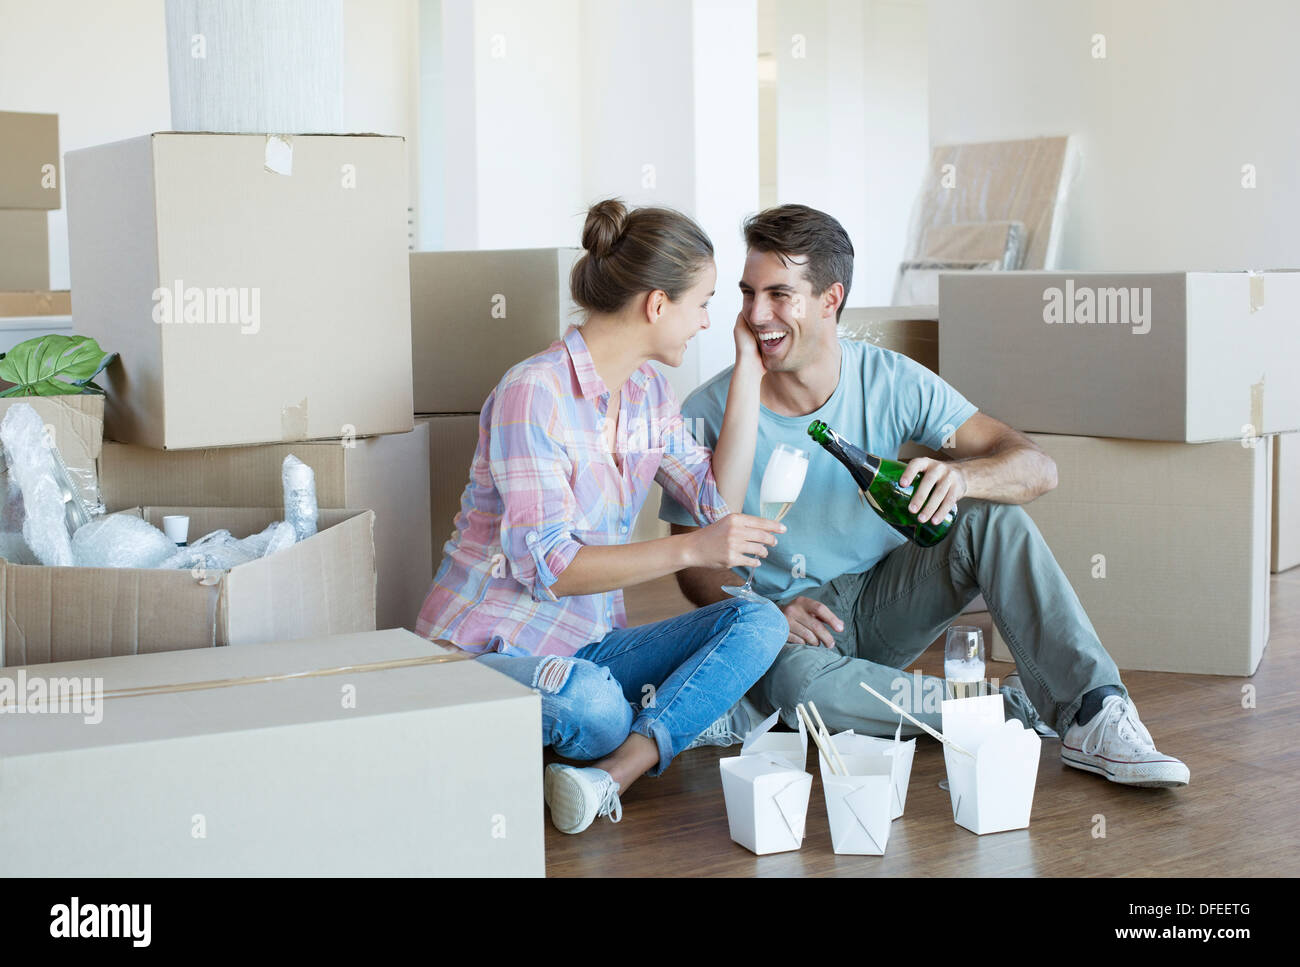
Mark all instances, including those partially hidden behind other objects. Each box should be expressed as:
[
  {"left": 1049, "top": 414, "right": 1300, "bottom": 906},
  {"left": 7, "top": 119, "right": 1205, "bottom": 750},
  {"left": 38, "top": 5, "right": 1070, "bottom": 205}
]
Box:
[{"left": 417, "top": 199, "right": 787, "bottom": 835}]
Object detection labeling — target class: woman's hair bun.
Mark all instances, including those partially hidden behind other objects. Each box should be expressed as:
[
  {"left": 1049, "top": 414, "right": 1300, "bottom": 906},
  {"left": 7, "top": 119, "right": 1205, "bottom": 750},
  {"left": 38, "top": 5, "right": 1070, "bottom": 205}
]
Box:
[{"left": 581, "top": 198, "right": 629, "bottom": 259}]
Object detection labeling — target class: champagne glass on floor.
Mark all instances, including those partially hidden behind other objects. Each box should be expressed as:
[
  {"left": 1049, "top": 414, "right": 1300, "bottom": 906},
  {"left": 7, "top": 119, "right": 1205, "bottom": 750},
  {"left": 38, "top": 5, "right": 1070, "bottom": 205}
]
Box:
[
  {"left": 939, "top": 625, "right": 985, "bottom": 790},
  {"left": 722, "top": 444, "right": 809, "bottom": 603}
]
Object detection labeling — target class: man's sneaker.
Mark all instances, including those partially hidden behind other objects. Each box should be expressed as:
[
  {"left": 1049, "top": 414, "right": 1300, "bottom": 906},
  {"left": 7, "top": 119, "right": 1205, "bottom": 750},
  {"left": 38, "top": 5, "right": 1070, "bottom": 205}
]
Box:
[
  {"left": 1061, "top": 695, "right": 1189, "bottom": 787},
  {"left": 544, "top": 764, "right": 623, "bottom": 834},
  {"left": 685, "top": 695, "right": 761, "bottom": 751},
  {"left": 1001, "top": 672, "right": 1058, "bottom": 739}
]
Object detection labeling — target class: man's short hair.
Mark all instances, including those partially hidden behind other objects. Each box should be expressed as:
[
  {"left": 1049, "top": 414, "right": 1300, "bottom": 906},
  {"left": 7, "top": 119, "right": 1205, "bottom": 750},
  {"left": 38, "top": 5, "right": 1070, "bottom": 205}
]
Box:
[{"left": 743, "top": 205, "right": 854, "bottom": 320}]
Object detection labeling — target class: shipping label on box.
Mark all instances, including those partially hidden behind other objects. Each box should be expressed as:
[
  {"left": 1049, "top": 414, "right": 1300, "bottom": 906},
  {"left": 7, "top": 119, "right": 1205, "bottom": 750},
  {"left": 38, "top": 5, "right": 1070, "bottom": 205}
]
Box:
[
  {"left": 940, "top": 271, "right": 1300, "bottom": 443},
  {"left": 0, "top": 506, "right": 376, "bottom": 666},
  {"left": 0, "top": 628, "right": 544, "bottom": 875},
  {"left": 66, "top": 133, "right": 413, "bottom": 449},
  {"left": 410, "top": 248, "right": 581, "bottom": 413},
  {"left": 989, "top": 433, "right": 1270, "bottom": 675},
  {"left": 0, "top": 111, "right": 60, "bottom": 210}
]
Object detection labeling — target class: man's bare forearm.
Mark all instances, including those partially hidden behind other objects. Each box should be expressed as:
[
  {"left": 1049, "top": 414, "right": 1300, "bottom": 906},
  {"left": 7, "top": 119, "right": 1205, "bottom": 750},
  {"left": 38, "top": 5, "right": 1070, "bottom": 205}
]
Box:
[
  {"left": 669, "top": 523, "right": 735, "bottom": 607},
  {"left": 958, "top": 439, "right": 1058, "bottom": 504}
]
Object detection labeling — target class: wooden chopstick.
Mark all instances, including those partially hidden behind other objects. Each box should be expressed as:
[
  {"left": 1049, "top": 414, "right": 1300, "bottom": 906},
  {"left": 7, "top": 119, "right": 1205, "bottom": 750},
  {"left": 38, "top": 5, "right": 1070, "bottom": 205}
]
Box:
[
  {"left": 857, "top": 681, "right": 976, "bottom": 758},
  {"left": 796, "top": 703, "right": 843, "bottom": 776},
  {"left": 807, "top": 701, "right": 850, "bottom": 776}
]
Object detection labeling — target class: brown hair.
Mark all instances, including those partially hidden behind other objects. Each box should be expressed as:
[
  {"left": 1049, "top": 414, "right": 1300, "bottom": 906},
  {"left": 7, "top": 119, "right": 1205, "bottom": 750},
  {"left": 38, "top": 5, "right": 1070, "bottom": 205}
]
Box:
[
  {"left": 570, "top": 199, "right": 714, "bottom": 314},
  {"left": 743, "top": 205, "right": 854, "bottom": 320}
]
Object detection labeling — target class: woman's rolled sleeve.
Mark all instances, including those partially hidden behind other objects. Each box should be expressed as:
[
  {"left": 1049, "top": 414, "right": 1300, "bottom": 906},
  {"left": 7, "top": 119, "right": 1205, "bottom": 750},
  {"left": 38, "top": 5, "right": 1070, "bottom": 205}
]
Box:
[
  {"left": 489, "top": 375, "right": 584, "bottom": 602},
  {"left": 655, "top": 409, "right": 731, "bottom": 527}
]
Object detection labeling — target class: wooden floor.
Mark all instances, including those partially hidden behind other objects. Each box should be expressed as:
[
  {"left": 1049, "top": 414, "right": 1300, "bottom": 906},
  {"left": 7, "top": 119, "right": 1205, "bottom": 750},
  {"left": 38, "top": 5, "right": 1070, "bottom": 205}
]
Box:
[{"left": 544, "top": 569, "right": 1300, "bottom": 877}]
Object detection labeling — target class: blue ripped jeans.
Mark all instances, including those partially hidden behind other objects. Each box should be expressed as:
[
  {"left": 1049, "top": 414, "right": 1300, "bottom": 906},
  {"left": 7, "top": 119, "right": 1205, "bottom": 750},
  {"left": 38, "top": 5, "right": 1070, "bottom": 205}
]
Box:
[{"left": 477, "top": 597, "right": 787, "bottom": 777}]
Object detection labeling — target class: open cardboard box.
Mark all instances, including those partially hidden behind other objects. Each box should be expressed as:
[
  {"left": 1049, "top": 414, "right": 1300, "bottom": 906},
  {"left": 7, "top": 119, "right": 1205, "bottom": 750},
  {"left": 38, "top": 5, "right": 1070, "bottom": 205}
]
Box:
[
  {"left": 719, "top": 709, "right": 810, "bottom": 855},
  {"left": 0, "top": 506, "right": 376, "bottom": 666}
]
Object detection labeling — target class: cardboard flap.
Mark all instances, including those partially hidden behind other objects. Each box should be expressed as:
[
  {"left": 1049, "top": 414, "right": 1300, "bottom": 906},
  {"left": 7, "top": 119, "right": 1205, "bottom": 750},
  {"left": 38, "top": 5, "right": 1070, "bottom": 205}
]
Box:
[
  {"left": 771, "top": 774, "right": 811, "bottom": 844},
  {"left": 843, "top": 780, "right": 891, "bottom": 854},
  {"left": 740, "top": 707, "right": 807, "bottom": 769},
  {"left": 222, "top": 509, "right": 375, "bottom": 646},
  {"left": 2, "top": 559, "right": 220, "bottom": 667}
]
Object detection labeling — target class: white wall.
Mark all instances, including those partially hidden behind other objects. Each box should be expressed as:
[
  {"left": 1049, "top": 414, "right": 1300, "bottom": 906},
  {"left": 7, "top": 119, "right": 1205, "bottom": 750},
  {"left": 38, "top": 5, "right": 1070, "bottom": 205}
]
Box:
[
  {"left": 928, "top": 0, "right": 1300, "bottom": 270},
  {"left": 430, "top": 0, "right": 759, "bottom": 395},
  {"left": 0, "top": 0, "right": 420, "bottom": 288},
  {"left": 0, "top": 0, "right": 171, "bottom": 289},
  {"left": 772, "top": 0, "right": 928, "bottom": 306}
]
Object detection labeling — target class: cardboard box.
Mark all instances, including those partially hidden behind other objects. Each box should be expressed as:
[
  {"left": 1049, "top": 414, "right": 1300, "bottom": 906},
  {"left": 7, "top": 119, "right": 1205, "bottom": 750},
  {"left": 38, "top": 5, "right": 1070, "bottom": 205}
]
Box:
[
  {"left": 66, "top": 133, "right": 414, "bottom": 449},
  {"left": 0, "top": 210, "right": 49, "bottom": 290},
  {"left": 418, "top": 414, "right": 482, "bottom": 563},
  {"left": 989, "top": 433, "right": 1271, "bottom": 676},
  {"left": 411, "top": 248, "right": 581, "bottom": 413},
  {"left": 1274, "top": 433, "right": 1300, "bottom": 573},
  {"left": 0, "top": 628, "right": 544, "bottom": 875},
  {"left": 0, "top": 290, "right": 71, "bottom": 317},
  {"left": 940, "top": 271, "right": 1300, "bottom": 443},
  {"left": 0, "top": 395, "right": 104, "bottom": 510},
  {"left": 99, "top": 425, "right": 431, "bottom": 631},
  {"left": 0, "top": 111, "right": 60, "bottom": 209},
  {"left": 838, "top": 306, "right": 938, "bottom": 373},
  {"left": 0, "top": 507, "right": 376, "bottom": 667}
]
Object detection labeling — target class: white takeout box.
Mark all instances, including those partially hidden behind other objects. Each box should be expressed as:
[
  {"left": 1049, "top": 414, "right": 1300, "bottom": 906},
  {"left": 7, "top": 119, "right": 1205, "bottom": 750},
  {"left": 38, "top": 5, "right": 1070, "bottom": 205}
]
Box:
[
  {"left": 941, "top": 693, "right": 1041, "bottom": 835},
  {"left": 719, "top": 709, "right": 810, "bottom": 854},
  {"left": 819, "top": 724, "right": 916, "bottom": 855}
]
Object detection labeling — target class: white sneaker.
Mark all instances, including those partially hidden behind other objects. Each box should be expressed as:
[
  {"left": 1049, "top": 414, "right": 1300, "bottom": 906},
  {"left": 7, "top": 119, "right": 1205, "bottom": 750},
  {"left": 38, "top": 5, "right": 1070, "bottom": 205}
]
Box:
[
  {"left": 1061, "top": 695, "right": 1189, "bottom": 787},
  {"left": 685, "top": 695, "right": 760, "bottom": 751},
  {"left": 544, "top": 764, "right": 623, "bottom": 834}
]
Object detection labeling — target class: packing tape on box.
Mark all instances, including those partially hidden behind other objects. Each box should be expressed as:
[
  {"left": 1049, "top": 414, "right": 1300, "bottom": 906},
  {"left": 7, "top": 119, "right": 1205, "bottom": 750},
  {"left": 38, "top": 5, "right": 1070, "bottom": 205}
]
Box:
[
  {"left": 1250, "top": 378, "right": 1264, "bottom": 438},
  {"left": 281, "top": 398, "right": 309, "bottom": 440},
  {"left": 0, "top": 649, "right": 475, "bottom": 711},
  {"left": 1248, "top": 270, "right": 1264, "bottom": 312}
]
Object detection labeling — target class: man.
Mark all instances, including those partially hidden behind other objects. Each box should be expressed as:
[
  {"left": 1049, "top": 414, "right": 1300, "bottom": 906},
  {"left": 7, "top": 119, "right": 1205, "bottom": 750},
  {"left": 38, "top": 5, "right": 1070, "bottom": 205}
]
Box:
[{"left": 662, "top": 205, "right": 1188, "bottom": 788}]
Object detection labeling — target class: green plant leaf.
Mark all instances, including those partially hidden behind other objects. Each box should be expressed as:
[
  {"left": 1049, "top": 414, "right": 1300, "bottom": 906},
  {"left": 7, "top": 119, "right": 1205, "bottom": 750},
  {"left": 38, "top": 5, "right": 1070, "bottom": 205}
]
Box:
[{"left": 0, "top": 334, "right": 116, "bottom": 396}]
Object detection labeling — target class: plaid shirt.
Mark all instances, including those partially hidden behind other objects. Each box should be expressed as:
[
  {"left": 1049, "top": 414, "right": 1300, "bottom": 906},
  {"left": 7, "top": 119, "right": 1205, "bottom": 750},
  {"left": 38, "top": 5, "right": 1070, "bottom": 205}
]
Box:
[{"left": 416, "top": 325, "right": 729, "bottom": 657}]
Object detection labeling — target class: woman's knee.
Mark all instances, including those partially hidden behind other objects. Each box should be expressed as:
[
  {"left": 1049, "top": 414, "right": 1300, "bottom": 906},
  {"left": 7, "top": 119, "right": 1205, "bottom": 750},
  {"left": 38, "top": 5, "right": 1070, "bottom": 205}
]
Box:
[
  {"left": 719, "top": 596, "right": 789, "bottom": 664},
  {"left": 536, "top": 657, "right": 632, "bottom": 759}
]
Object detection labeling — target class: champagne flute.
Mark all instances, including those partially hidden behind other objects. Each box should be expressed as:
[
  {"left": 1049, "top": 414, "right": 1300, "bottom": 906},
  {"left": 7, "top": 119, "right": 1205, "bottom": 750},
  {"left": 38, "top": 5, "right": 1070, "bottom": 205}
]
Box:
[
  {"left": 939, "top": 625, "right": 985, "bottom": 790},
  {"left": 722, "top": 444, "right": 809, "bottom": 603}
]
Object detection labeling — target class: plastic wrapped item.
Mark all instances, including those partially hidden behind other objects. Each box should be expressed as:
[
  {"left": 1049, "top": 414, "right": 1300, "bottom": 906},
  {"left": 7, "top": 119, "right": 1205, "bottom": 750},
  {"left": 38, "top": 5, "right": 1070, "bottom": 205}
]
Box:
[
  {"left": 282, "top": 454, "right": 318, "bottom": 541},
  {"left": 71, "top": 513, "right": 178, "bottom": 569},
  {"left": 891, "top": 258, "right": 1004, "bottom": 306},
  {"left": 0, "top": 478, "right": 37, "bottom": 564},
  {"left": 239, "top": 520, "right": 297, "bottom": 558},
  {"left": 0, "top": 403, "right": 93, "bottom": 567},
  {"left": 920, "top": 220, "right": 1025, "bottom": 269},
  {"left": 160, "top": 520, "right": 299, "bottom": 572},
  {"left": 900, "top": 135, "right": 1079, "bottom": 278}
]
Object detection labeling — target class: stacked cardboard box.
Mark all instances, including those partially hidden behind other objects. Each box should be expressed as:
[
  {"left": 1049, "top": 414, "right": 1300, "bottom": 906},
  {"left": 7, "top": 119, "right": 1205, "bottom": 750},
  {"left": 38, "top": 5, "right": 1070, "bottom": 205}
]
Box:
[
  {"left": 0, "top": 111, "right": 60, "bottom": 290},
  {"left": 2, "top": 130, "right": 424, "bottom": 663},
  {"left": 940, "top": 271, "right": 1300, "bottom": 675},
  {"left": 411, "top": 248, "right": 588, "bottom": 568}
]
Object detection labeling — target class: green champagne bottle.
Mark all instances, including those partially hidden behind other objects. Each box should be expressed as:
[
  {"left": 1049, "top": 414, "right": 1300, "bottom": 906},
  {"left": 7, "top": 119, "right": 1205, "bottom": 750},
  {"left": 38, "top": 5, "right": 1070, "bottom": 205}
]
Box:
[{"left": 807, "top": 419, "right": 957, "bottom": 547}]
